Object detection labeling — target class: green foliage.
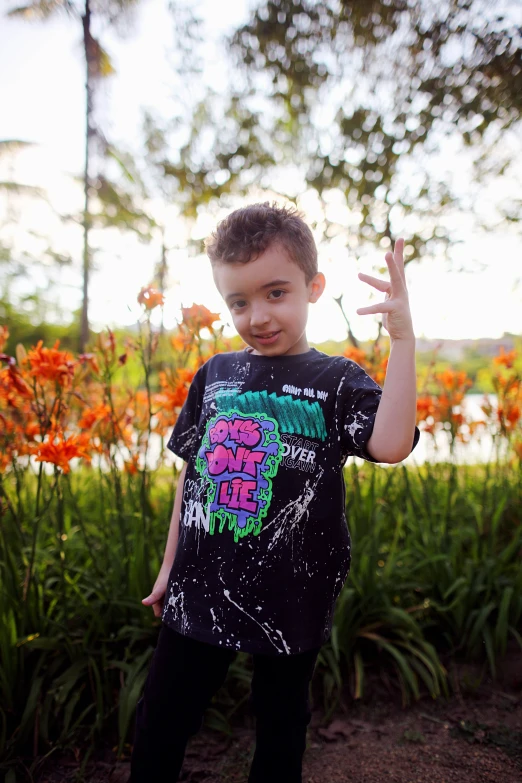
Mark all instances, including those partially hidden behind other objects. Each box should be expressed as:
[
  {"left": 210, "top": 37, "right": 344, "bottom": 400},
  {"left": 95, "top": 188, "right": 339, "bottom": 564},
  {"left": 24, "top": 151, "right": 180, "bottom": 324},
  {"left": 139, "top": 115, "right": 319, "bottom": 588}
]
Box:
[
  {"left": 0, "top": 465, "right": 177, "bottom": 773},
  {"left": 157, "top": 0, "right": 521, "bottom": 269},
  {"left": 0, "top": 306, "right": 81, "bottom": 356},
  {"left": 1, "top": 461, "right": 521, "bottom": 772},
  {"left": 314, "top": 460, "right": 522, "bottom": 712},
  {"left": 232, "top": 0, "right": 521, "bottom": 232}
]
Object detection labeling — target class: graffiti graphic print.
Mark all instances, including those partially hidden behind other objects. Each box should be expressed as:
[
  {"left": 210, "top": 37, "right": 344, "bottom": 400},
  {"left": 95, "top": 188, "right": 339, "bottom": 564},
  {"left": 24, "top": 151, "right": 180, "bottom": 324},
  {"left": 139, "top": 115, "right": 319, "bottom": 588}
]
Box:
[{"left": 195, "top": 411, "right": 283, "bottom": 542}]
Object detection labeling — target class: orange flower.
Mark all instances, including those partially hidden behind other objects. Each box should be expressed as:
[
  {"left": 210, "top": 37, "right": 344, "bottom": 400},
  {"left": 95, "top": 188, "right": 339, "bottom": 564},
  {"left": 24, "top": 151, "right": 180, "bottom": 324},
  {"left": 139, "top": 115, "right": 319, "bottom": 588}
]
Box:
[
  {"left": 373, "top": 356, "right": 388, "bottom": 387},
  {"left": 0, "top": 326, "right": 8, "bottom": 352},
  {"left": 131, "top": 389, "right": 152, "bottom": 434},
  {"left": 33, "top": 430, "right": 91, "bottom": 473},
  {"left": 496, "top": 399, "right": 521, "bottom": 432},
  {"left": 0, "top": 417, "right": 16, "bottom": 471},
  {"left": 25, "top": 421, "right": 41, "bottom": 440},
  {"left": 78, "top": 353, "right": 100, "bottom": 375},
  {"left": 181, "top": 304, "right": 220, "bottom": 333},
  {"left": 437, "top": 369, "right": 471, "bottom": 392},
  {"left": 88, "top": 437, "right": 104, "bottom": 456},
  {"left": 153, "top": 368, "right": 196, "bottom": 433},
  {"left": 78, "top": 403, "right": 112, "bottom": 430},
  {"left": 344, "top": 347, "right": 367, "bottom": 366},
  {"left": 138, "top": 286, "right": 165, "bottom": 310},
  {"left": 158, "top": 367, "right": 195, "bottom": 408},
  {"left": 0, "top": 364, "right": 32, "bottom": 406},
  {"left": 416, "top": 396, "right": 436, "bottom": 424},
  {"left": 493, "top": 347, "right": 516, "bottom": 369},
  {"left": 342, "top": 344, "right": 389, "bottom": 386},
  {"left": 25, "top": 340, "right": 75, "bottom": 386},
  {"left": 513, "top": 441, "right": 522, "bottom": 461},
  {"left": 506, "top": 404, "right": 520, "bottom": 426},
  {"left": 124, "top": 454, "right": 140, "bottom": 475},
  {"left": 171, "top": 327, "right": 194, "bottom": 353}
]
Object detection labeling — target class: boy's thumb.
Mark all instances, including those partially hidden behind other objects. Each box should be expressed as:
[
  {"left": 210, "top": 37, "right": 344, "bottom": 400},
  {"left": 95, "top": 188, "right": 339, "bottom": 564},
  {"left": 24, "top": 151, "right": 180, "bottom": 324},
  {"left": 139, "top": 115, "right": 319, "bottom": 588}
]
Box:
[{"left": 142, "top": 592, "right": 159, "bottom": 606}]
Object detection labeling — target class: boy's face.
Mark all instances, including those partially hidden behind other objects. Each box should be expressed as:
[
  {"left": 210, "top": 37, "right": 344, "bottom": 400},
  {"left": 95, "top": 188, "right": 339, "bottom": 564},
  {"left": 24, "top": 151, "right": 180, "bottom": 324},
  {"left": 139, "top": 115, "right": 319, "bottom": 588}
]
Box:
[{"left": 212, "top": 242, "right": 325, "bottom": 357}]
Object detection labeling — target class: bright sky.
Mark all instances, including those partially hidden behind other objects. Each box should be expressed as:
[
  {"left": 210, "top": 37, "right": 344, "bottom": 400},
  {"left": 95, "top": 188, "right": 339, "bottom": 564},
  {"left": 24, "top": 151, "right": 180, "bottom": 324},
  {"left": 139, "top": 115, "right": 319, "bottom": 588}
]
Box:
[{"left": 0, "top": 0, "right": 521, "bottom": 343}]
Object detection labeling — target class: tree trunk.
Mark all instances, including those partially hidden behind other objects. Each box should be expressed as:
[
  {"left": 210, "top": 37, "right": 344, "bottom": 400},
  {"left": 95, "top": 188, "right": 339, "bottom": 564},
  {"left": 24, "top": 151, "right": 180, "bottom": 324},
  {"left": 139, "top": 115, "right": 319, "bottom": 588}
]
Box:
[
  {"left": 334, "top": 295, "right": 360, "bottom": 349},
  {"left": 158, "top": 228, "right": 167, "bottom": 337},
  {"left": 80, "top": 0, "right": 93, "bottom": 352}
]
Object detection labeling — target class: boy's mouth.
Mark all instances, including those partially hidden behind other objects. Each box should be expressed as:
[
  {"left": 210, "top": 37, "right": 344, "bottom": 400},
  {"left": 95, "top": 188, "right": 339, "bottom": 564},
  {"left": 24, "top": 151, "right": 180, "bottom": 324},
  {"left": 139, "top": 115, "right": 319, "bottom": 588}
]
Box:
[{"left": 253, "top": 331, "right": 281, "bottom": 345}]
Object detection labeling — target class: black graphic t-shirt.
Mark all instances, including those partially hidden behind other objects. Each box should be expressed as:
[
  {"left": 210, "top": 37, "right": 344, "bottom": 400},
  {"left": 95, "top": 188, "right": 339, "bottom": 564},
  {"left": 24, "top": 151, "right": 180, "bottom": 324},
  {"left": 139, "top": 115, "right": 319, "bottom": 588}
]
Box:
[{"left": 164, "top": 348, "right": 419, "bottom": 655}]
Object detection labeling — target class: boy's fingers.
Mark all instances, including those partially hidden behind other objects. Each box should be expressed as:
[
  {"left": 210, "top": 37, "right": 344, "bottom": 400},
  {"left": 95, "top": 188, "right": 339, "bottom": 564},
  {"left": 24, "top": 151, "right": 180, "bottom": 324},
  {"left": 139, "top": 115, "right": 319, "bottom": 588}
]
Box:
[
  {"left": 393, "top": 237, "right": 407, "bottom": 283},
  {"left": 358, "top": 272, "right": 390, "bottom": 293},
  {"left": 142, "top": 590, "right": 163, "bottom": 605},
  {"left": 142, "top": 592, "right": 165, "bottom": 617},
  {"left": 384, "top": 251, "right": 406, "bottom": 288},
  {"left": 357, "top": 301, "right": 394, "bottom": 316}
]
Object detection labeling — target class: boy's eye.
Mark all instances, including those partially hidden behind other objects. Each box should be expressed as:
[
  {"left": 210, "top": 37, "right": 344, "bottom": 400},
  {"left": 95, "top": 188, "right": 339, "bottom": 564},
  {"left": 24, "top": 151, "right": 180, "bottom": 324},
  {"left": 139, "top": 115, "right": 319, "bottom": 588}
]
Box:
[
  {"left": 230, "top": 300, "right": 247, "bottom": 311},
  {"left": 268, "top": 289, "right": 285, "bottom": 300}
]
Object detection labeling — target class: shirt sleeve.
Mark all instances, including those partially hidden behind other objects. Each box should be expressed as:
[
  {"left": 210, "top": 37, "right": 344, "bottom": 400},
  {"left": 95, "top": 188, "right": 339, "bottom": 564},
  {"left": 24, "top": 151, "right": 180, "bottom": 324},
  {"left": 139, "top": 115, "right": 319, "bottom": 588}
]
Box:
[
  {"left": 166, "top": 363, "right": 208, "bottom": 462},
  {"left": 338, "top": 359, "right": 420, "bottom": 463}
]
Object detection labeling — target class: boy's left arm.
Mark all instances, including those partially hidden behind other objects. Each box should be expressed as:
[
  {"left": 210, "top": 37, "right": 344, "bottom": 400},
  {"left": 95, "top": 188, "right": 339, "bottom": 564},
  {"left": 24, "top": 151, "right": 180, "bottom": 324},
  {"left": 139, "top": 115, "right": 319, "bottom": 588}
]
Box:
[{"left": 356, "top": 238, "right": 417, "bottom": 464}]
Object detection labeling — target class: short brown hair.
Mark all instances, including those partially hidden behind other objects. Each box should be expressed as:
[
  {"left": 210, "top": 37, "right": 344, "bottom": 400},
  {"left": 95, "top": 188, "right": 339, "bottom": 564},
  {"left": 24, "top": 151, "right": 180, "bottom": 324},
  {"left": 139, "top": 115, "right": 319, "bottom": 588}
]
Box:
[{"left": 205, "top": 202, "right": 318, "bottom": 283}]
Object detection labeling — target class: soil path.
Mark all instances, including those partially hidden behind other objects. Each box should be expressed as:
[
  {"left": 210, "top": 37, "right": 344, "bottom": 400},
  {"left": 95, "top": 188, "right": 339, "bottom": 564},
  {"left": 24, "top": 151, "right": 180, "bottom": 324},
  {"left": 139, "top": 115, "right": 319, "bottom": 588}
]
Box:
[
  {"left": 35, "top": 674, "right": 521, "bottom": 783},
  {"left": 178, "top": 682, "right": 522, "bottom": 783}
]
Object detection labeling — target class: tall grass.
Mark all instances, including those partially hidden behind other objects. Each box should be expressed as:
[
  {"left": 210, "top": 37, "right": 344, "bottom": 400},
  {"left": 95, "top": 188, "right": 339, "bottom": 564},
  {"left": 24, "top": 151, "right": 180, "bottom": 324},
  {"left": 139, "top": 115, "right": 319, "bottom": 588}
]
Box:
[
  {"left": 0, "top": 459, "right": 520, "bottom": 776},
  {"left": 0, "top": 463, "right": 174, "bottom": 772},
  {"left": 315, "top": 460, "right": 522, "bottom": 716}
]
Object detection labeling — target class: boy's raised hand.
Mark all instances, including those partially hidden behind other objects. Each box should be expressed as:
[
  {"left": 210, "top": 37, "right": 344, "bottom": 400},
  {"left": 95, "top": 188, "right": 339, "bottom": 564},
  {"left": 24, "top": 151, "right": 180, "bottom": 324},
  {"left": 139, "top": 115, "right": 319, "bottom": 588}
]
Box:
[{"left": 356, "top": 237, "right": 414, "bottom": 342}]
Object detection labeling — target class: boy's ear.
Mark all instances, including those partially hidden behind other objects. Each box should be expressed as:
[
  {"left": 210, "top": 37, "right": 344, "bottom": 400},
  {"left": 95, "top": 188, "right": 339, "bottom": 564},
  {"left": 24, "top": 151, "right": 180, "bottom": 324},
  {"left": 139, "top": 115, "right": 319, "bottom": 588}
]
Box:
[{"left": 309, "top": 272, "right": 326, "bottom": 303}]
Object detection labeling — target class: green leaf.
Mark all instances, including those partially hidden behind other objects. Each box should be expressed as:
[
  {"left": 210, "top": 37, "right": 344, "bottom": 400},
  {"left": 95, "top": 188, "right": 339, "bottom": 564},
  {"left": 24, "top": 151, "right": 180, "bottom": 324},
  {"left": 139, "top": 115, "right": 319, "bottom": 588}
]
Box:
[
  {"left": 353, "top": 650, "right": 364, "bottom": 700},
  {"left": 494, "top": 586, "right": 513, "bottom": 656},
  {"left": 19, "top": 676, "right": 44, "bottom": 737},
  {"left": 442, "top": 576, "right": 468, "bottom": 602},
  {"left": 468, "top": 603, "right": 496, "bottom": 649},
  {"left": 375, "top": 638, "right": 420, "bottom": 703},
  {"left": 483, "top": 625, "right": 496, "bottom": 678},
  {"left": 5, "top": 768, "right": 17, "bottom": 783}
]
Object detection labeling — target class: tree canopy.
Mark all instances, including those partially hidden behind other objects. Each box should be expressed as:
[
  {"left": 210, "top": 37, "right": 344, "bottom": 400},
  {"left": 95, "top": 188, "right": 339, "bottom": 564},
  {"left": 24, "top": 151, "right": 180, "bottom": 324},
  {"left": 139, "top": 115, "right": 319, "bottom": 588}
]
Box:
[{"left": 160, "top": 0, "right": 521, "bottom": 259}]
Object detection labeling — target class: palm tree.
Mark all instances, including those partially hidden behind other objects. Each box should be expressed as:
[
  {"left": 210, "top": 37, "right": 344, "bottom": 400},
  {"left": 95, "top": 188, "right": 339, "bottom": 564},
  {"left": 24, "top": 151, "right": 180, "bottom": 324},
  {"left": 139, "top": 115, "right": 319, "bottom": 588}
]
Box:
[
  {"left": 0, "top": 140, "right": 44, "bottom": 199},
  {"left": 8, "top": 0, "right": 138, "bottom": 351}
]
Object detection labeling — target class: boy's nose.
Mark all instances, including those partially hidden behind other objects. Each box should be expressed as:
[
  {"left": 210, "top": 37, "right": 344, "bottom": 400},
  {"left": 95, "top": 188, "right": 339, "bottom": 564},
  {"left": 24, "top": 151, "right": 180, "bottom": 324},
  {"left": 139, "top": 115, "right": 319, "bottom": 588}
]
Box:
[{"left": 250, "top": 305, "right": 271, "bottom": 328}]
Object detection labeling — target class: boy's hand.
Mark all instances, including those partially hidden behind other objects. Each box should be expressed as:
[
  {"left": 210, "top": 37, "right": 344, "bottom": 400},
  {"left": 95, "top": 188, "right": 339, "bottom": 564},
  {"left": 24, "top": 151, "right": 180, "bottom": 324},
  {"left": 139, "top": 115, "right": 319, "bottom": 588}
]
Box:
[
  {"left": 142, "top": 563, "right": 171, "bottom": 618},
  {"left": 356, "top": 237, "right": 414, "bottom": 342}
]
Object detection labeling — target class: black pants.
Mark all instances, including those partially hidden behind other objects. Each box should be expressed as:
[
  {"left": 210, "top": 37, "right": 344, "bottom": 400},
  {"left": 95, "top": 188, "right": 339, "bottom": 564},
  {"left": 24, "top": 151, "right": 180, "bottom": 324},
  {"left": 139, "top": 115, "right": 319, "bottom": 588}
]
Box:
[{"left": 130, "top": 624, "right": 320, "bottom": 783}]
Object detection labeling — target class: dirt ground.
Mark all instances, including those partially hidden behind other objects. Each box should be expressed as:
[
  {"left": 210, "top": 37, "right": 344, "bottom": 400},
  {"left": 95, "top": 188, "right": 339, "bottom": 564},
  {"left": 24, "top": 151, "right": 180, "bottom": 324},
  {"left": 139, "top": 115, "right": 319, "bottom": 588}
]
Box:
[{"left": 31, "top": 653, "right": 522, "bottom": 783}]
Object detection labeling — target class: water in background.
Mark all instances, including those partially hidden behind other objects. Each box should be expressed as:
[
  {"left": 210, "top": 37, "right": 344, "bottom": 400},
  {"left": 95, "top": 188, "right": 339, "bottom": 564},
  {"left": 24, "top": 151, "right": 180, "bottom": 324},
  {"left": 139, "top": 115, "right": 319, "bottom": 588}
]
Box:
[{"left": 404, "top": 393, "right": 503, "bottom": 466}]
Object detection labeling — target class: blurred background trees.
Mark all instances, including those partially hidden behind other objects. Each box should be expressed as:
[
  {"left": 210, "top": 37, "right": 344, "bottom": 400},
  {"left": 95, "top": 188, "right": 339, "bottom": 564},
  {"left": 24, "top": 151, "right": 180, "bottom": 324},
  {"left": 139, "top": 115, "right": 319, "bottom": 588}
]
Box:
[
  {"left": 7, "top": 0, "right": 151, "bottom": 350},
  {"left": 170, "top": 0, "right": 521, "bottom": 251},
  {"left": 2, "top": 0, "right": 521, "bottom": 351}
]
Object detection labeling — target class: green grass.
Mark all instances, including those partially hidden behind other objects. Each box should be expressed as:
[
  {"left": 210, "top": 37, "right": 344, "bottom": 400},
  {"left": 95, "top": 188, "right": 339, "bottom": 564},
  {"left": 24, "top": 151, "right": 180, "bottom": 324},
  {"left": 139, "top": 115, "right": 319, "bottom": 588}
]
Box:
[
  {"left": 314, "top": 461, "right": 522, "bottom": 717},
  {"left": 0, "top": 459, "right": 521, "bottom": 776}
]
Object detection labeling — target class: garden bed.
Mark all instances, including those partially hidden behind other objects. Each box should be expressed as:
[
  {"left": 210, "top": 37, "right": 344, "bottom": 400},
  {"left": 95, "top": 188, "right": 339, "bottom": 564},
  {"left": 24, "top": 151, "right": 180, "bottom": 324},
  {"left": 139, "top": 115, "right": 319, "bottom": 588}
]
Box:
[{"left": 31, "top": 651, "right": 522, "bottom": 783}]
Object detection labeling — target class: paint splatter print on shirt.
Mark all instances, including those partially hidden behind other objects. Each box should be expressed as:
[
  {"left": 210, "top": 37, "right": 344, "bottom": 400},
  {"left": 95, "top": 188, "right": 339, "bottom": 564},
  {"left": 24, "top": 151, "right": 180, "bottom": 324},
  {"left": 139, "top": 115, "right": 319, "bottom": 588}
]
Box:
[{"left": 163, "top": 348, "right": 419, "bottom": 655}]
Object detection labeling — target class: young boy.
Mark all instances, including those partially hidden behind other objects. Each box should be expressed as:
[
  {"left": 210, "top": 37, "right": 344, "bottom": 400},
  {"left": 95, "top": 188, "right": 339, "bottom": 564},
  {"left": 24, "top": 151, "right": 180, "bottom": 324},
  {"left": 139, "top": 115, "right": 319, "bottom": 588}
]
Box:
[{"left": 130, "top": 202, "right": 419, "bottom": 782}]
